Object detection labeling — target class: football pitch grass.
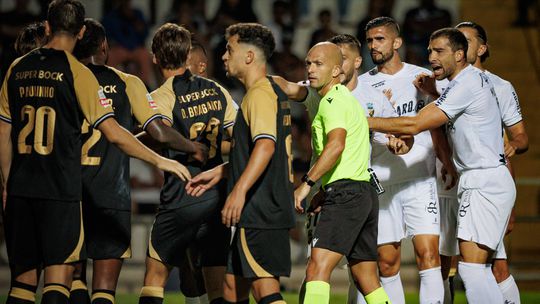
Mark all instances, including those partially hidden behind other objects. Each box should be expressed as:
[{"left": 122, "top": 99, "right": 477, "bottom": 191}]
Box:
[{"left": 2, "top": 292, "right": 540, "bottom": 303}]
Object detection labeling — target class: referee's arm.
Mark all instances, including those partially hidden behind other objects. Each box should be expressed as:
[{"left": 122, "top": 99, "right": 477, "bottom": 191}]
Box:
[{"left": 295, "top": 129, "right": 345, "bottom": 213}]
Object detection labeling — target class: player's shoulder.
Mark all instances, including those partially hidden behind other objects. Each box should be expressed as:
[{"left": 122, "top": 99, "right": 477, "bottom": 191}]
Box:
[
  {"left": 403, "top": 62, "right": 431, "bottom": 77},
  {"left": 151, "top": 76, "right": 175, "bottom": 96},
  {"left": 358, "top": 67, "right": 379, "bottom": 81},
  {"left": 485, "top": 70, "right": 512, "bottom": 88}
]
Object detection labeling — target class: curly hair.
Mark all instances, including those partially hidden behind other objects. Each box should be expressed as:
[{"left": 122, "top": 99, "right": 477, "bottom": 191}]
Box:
[{"left": 225, "top": 23, "right": 275, "bottom": 60}]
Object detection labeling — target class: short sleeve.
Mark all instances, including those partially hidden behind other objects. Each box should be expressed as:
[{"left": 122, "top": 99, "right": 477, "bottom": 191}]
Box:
[
  {"left": 150, "top": 77, "right": 176, "bottom": 124},
  {"left": 318, "top": 93, "right": 347, "bottom": 134},
  {"left": 67, "top": 53, "right": 114, "bottom": 127},
  {"left": 215, "top": 82, "right": 237, "bottom": 129},
  {"left": 242, "top": 88, "right": 277, "bottom": 142},
  {"left": 434, "top": 81, "right": 473, "bottom": 120},
  {"left": 498, "top": 82, "right": 522, "bottom": 127},
  {"left": 122, "top": 73, "right": 161, "bottom": 130},
  {"left": 303, "top": 87, "right": 321, "bottom": 120}
]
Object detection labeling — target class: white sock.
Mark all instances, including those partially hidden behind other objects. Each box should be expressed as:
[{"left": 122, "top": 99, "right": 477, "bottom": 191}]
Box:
[
  {"left": 485, "top": 264, "right": 498, "bottom": 289},
  {"left": 443, "top": 278, "right": 452, "bottom": 304},
  {"left": 499, "top": 275, "right": 521, "bottom": 304},
  {"left": 185, "top": 296, "right": 201, "bottom": 304},
  {"left": 380, "top": 272, "right": 405, "bottom": 304},
  {"left": 459, "top": 261, "right": 503, "bottom": 303},
  {"left": 198, "top": 294, "right": 209, "bottom": 304},
  {"left": 419, "top": 266, "right": 444, "bottom": 304}
]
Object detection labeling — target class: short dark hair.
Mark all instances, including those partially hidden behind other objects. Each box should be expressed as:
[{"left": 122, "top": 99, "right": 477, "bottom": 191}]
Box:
[
  {"left": 14, "top": 22, "right": 47, "bottom": 56},
  {"left": 430, "top": 28, "right": 468, "bottom": 56},
  {"left": 365, "top": 16, "right": 400, "bottom": 36},
  {"left": 152, "top": 23, "right": 191, "bottom": 70},
  {"left": 455, "top": 21, "right": 490, "bottom": 62},
  {"left": 73, "top": 18, "right": 106, "bottom": 60},
  {"left": 328, "top": 34, "right": 361, "bottom": 55},
  {"left": 191, "top": 39, "right": 207, "bottom": 58},
  {"left": 225, "top": 23, "right": 275, "bottom": 60},
  {"left": 47, "top": 0, "right": 85, "bottom": 36}
]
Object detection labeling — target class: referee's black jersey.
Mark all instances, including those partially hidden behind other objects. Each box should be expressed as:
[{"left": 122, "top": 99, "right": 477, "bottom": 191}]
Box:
[
  {"left": 151, "top": 69, "right": 236, "bottom": 209},
  {"left": 0, "top": 48, "right": 114, "bottom": 201},
  {"left": 229, "top": 76, "right": 295, "bottom": 230},
  {"left": 82, "top": 64, "right": 162, "bottom": 210}
]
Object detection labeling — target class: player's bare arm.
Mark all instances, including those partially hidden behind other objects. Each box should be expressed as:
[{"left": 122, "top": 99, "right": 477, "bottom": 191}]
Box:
[
  {"left": 0, "top": 120, "right": 12, "bottom": 209},
  {"left": 144, "top": 118, "right": 209, "bottom": 163},
  {"left": 431, "top": 126, "right": 458, "bottom": 189},
  {"left": 97, "top": 117, "right": 191, "bottom": 181},
  {"left": 271, "top": 75, "right": 308, "bottom": 101},
  {"left": 368, "top": 103, "right": 448, "bottom": 135},
  {"left": 504, "top": 122, "right": 528, "bottom": 157},
  {"left": 295, "top": 128, "right": 346, "bottom": 213},
  {"left": 222, "top": 138, "right": 275, "bottom": 227}
]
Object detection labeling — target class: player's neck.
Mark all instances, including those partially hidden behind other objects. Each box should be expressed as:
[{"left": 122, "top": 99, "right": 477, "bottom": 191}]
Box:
[
  {"left": 473, "top": 60, "right": 485, "bottom": 71},
  {"left": 318, "top": 78, "right": 340, "bottom": 96},
  {"left": 345, "top": 73, "right": 359, "bottom": 91},
  {"left": 448, "top": 62, "right": 469, "bottom": 81},
  {"left": 44, "top": 35, "right": 78, "bottom": 53},
  {"left": 161, "top": 67, "right": 188, "bottom": 79},
  {"left": 378, "top": 57, "right": 404, "bottom": 75},
  {"left": 243, "top": 64, "right": 267, "bottom": 90}
]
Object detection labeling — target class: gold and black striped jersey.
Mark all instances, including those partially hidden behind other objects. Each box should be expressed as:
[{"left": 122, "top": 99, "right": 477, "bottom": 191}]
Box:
[
  {"left": 0, "top": 48, "right": 114, "bottom": 201},
  {"left": 151, "top": 69, "right": 236, "bottom": 209},
  {"left": 229, "top": 76, "right": 295, "bottom": 229},
  {"left": 81, "top": 64, "right": 162, "bottom": 210}
]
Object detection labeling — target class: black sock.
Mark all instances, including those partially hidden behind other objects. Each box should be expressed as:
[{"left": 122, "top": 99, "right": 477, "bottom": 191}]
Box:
[
  {"left": 258, "top": 293, "right": 284, "bottom": 304},
  {"left": 69, "top": 279, "right": 90, "bottom": 304},
  {"left": 138, "top": 286, "right": 163, "bottom": 304},
  {"left": 7, "top": 281, "right": 37, "bottom": 304},
  {"left": 42, "top": 283, "right": 70, "bottom": 304},
  {"left": 91, "top": 289, "right": 115, "bottom": 304}
]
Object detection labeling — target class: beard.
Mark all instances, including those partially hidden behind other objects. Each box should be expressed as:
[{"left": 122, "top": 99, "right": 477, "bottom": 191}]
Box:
[{"left": 371, "top": 50, "right": 393, "bottom": 65}]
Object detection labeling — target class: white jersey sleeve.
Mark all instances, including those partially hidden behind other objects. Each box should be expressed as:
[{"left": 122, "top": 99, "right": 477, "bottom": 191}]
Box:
[{"left": 485, "top": 71, "right": 522, "bottom": 127}]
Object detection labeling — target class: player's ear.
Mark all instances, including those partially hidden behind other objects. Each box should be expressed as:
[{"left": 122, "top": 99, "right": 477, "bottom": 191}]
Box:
[
  {"left": 477, "top": 44, "right": 488, "bottom": 58},
  {"left": 199, "top": 62, "right": 207, "bottom": 75},
  {"left": 393, "top": 37, "right": 402, "bottom": 50},
  {"left": 77, "top": 25, "right": 86, "bottom": 40},
  {"left": 354, "top": 56, "right": 362, "bottom": 70},
  {"left": 44, "top": 21, "right": 52, "bottom": 37},
  {"left": 246, "top": 49, "right": 254, "bottom": 64},
  {"left": 455, "top": 49, "right": 465, "bottom": 62}
]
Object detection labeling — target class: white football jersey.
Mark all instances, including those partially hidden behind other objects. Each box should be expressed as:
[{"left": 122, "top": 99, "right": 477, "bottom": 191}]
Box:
[
  {"left": 435, "top": 65, "right": 506, "bottom": 172},
  {"left": 358, "top": 63, "right": 436, "bottom": 185},
  {"left": 485, "top": 70, "right": 523, "bottom": 127}
]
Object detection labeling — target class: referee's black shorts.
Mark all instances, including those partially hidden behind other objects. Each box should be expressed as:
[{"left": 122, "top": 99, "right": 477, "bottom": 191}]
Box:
[{"left": 312, "top": 179, "right": 379, "bottom": 261}]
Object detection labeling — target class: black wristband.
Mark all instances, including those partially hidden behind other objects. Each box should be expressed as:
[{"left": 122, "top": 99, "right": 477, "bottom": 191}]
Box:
[{"left": 301, "top": 174, "right": 315, "bottom": 187}]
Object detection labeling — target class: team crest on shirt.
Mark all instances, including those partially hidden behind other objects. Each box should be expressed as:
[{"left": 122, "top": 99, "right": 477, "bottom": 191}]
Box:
[
  {"left": 146, "top": 93, "right": 158, "bottom": 110},
  {"left": 98, "top": 89, "right": 111, "bottom": 108},
  {"left": 367, "top": 102, "right": 374, "bottom": 117}
]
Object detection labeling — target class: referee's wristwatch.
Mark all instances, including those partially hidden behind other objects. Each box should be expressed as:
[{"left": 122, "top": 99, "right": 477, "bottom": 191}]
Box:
[{"left": 302, "top": 174, "right": 316, "bottom": 187}]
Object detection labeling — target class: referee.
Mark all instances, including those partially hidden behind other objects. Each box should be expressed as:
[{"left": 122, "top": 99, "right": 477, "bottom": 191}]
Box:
[{"left": 294, "top": 42, "right": 390, "bottom": 304}]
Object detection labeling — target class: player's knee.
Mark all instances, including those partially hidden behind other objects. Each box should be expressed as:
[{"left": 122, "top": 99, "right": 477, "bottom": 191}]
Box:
[
  {"left": 416, "top": 248, "right": 440, "bottom": 269},
  {"left": 377, "top": 255, "right": 400, "bottom": 277}
]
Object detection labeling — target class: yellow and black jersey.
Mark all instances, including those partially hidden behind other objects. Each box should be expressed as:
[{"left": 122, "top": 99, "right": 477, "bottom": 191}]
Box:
[
  {"left": 151, "top": 69, "right": 236, "bottom": 209},
  {"left": 229, "top": 76, "right": 295, "bottom": 229},
  {"left": 81, "top": 64, "right": 162, "bottom": 210},
  {"left": 0, "top": 48, "right": 114, "bottom": 201}
]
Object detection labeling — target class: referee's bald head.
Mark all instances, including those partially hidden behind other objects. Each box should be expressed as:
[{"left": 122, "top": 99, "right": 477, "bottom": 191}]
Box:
[{"left": 310, "top": 42, "right": 343, "bottom": 67}]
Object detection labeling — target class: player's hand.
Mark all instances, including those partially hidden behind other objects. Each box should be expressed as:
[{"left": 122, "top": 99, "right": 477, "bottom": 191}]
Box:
[
  {"left": 191, "top": 141, "right": 209, "bottom": 164},
  {"left": 307, "top": 190, "right": 324, "bottom": 215},
  {"left": 441, "top": 162, "right": 458, "bottom": 190},
  {"left": 386, "top": 134, "right": 414, "bottom": 155},
  {"left": 157, "top": 157, "right": 191, "bottom": 181},
  {"left": 185, "top": 166, "right": 225, "bottom": 196},
  {"left": 294, "top": 183, "right": 311, "bottom": 213},
  {"left": 222, "top": 187, "right": 246, "bottom": 227},
  {"left": 413, "top": 73, "right": 438, "bottom": 98},
  {"left": 504, "top": 141, "right": 517, "bottom": 159}
]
